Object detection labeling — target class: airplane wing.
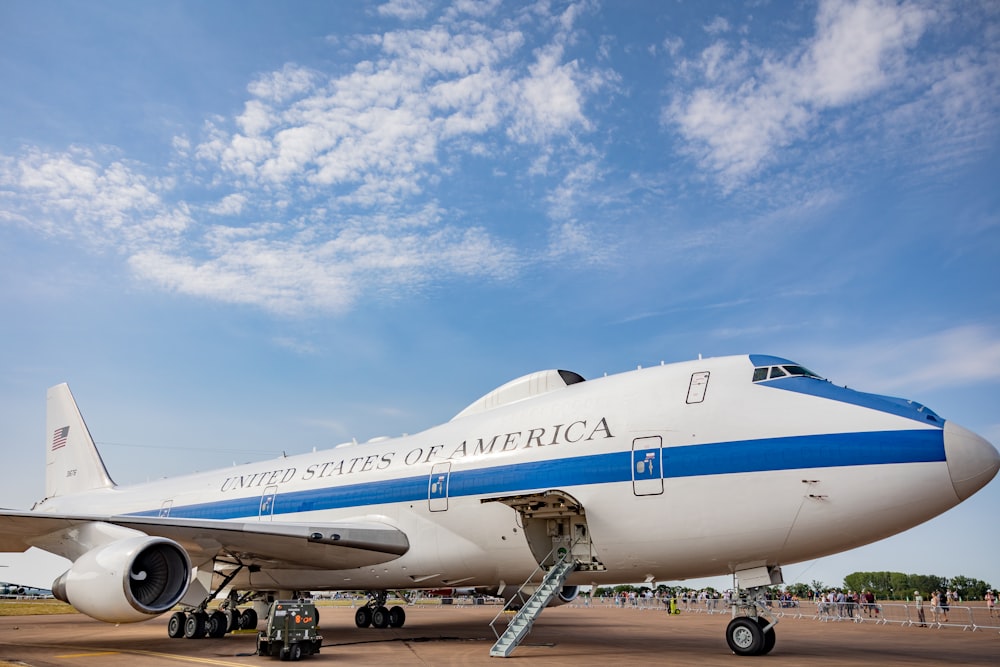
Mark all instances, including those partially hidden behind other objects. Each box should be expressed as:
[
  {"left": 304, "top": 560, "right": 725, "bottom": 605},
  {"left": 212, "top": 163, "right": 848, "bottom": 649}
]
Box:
[{"left": 0, "top": 510, "right": 409, "bottom": 571}]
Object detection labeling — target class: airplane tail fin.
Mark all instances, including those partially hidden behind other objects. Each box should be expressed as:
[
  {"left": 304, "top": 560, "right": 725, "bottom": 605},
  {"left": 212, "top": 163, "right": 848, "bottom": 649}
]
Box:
[{"left": 45, "top": 384, "right": 115, "bottom": 499}]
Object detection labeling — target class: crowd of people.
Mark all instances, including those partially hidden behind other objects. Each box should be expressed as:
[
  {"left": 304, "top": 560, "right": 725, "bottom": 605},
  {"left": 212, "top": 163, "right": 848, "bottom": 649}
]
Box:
[{"left": 594, "top": 585, "right": 999, "bottom": 626}]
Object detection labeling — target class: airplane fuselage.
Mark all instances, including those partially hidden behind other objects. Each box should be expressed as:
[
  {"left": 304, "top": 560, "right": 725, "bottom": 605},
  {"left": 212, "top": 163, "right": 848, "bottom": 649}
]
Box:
[{"left": 32, "top": 354, "right": 991, "bottom": 594}]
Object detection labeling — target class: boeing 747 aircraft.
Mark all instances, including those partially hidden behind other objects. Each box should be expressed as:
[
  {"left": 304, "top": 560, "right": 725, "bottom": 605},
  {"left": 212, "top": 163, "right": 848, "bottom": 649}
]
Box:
[{"left": 0, "top": 354, "right": 997, "bottom": 657}]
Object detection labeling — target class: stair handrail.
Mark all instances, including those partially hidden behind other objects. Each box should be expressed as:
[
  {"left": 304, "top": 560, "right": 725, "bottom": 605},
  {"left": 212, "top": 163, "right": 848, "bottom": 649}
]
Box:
[{"left": 488, "top": 541, "right": 578, "bottom": 641}]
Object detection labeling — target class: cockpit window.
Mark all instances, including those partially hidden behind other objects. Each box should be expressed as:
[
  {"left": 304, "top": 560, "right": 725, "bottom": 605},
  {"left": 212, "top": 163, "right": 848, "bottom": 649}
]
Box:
[
  {"left": 753, "top": 364, "right": 824, "bottom": 383},
  {"left": 781, "top": 365, "right": 821, "bottom": 379}
]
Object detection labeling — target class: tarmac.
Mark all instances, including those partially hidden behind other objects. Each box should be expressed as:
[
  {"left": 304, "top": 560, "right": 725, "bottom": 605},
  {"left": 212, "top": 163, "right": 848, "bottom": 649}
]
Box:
[{"left": 0, "top": 604, "right": 997, "bottom": 666}]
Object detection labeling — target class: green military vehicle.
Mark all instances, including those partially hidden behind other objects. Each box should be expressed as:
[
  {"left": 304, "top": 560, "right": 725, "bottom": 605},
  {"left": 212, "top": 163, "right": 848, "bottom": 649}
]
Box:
[{"left": 256, "top": 599, "right": 323, "bottom": 661}]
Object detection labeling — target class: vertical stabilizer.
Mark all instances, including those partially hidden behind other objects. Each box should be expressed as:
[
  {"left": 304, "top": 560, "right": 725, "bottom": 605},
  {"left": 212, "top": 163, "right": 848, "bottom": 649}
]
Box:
[{"left": 45, "top": 384, "right": 115, "bottom": 499}]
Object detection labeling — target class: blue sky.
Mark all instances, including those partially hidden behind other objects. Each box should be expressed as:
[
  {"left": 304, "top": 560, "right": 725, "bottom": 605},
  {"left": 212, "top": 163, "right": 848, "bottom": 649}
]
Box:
[{"left": 1, "top": 0, "right": 998, "bottom": 592}]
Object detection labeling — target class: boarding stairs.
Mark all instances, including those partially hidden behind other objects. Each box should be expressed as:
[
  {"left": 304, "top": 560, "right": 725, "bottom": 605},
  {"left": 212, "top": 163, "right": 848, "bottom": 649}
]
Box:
[{"left": 488, "top": 551, "right": 577, "bottom": 658}]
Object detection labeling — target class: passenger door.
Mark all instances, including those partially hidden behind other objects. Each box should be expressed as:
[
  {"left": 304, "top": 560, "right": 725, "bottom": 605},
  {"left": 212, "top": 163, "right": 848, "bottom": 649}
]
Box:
[{"left": 632, "top": 436, "right": 663, "bottom": 496}]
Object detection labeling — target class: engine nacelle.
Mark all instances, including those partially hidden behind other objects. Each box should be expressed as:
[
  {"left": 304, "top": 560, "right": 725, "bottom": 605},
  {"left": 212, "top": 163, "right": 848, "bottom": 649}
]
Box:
[
  {"left": 484, "top": 584, "right": 579, "bottom": 608},
  {"left": 552, "top": 585, "right": 579, "bottom": 606},
  {"left": 52, "top": 536, "right": 191, "bottom": 623}
]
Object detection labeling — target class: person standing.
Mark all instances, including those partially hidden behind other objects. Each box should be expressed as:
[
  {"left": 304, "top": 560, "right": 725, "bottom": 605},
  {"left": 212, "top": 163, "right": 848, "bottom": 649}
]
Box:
[
  {"left": 986, "top": 589, "right": 996, "bottom": 619},
  {"left": 914, "top": 590, "right": 926, "bottom": 627}
]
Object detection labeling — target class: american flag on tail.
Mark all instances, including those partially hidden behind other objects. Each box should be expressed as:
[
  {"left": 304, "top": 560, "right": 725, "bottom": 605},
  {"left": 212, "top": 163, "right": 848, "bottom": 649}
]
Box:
[{"left": 51, "top": 426, "right": 69, "bottom": 451}]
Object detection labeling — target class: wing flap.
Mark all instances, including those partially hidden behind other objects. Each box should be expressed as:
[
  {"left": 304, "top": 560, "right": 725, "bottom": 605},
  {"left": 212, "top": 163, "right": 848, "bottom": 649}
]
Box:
[{"left": 0, "top": 510, "right": 409, "bottom": 571}]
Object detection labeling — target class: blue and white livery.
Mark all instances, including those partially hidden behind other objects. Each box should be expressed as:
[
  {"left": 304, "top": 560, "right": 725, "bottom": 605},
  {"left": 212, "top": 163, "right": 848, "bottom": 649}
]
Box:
[{"left": 0, "top": 354, "right": 996, "bottom": 656}]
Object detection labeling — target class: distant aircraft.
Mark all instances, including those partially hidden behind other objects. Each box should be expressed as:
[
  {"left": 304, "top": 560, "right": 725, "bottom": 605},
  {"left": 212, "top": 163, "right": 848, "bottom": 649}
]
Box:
[{"left": 0, "top": 355, "right": 997, "bottom": 657}]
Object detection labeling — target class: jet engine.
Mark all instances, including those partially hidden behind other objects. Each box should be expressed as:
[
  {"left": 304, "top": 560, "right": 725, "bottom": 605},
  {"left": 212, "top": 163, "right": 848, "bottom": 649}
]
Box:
[
  {"left": 51, "top": 535, "right": 191, "bottom": 623},
  {"left": 552, "top": 585, "right": 579, "bottom": 605},
  {"left": 485, "top": 584, "right": 579, "bottom": 607}
]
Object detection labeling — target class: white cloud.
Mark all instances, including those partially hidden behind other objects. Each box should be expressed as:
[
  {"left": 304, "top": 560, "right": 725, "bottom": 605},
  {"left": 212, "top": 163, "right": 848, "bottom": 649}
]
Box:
[
  {"left": 377, "top": 0, "right": 432, "bottom": 21},
  {"left": 666, "top": 0, "right": 933, "bottom": 189},
  {"left": 208, "top": 194, "right": 248, "bottom": 216},
  {"left": 808, "top": 325, "right": 1000, "bottom": 395},
  {"left": 704, "top": 17, "right": 731, "bottom": 35},
  {"left": 247, "top": 64, "right": 318, "bottom": 103},
  {"left": 196, "top": 23, "right": 546, "bottom": 204},
  {"left": 128, "top": 222, "right": 518, "bottom": 315},
  {"left": 508, "top": 43, "right": 592, "bottom": 143},
  {"left": 0, "top": 147, "right": 184, "bottom": 248},
  {"left": 0, "top": 1, "right": 612, "bottom": 316}
]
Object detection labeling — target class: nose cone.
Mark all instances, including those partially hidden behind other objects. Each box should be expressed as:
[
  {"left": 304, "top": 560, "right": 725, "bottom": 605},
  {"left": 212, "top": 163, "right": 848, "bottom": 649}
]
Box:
[{"left": 944, "top": 421, "right": 1000, "bottom": 501}]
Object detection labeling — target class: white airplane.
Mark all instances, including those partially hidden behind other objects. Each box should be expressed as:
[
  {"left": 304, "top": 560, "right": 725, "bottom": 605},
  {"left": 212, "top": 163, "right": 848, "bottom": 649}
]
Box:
[{"left": 0, "top": 354, "right": 997, "bottom": 657}]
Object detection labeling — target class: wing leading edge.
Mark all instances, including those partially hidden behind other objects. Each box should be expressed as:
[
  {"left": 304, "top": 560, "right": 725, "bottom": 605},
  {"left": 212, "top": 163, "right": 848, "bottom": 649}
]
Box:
[{"left": 0, "top": 510, "right": 409, "bottom": 571}]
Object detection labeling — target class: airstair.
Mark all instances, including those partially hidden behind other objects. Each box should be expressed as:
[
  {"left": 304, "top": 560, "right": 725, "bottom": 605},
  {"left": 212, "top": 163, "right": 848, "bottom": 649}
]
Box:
[{"left": 488, "top": 552, "right": 577, "bottom": 658}]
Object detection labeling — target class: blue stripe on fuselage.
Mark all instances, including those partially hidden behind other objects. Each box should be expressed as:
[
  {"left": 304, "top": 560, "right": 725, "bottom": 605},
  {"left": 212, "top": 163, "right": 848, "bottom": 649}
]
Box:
[
  {"left": 127, "top": 429, "right": 945, "bottom": 520},
  {"left": 756, "top": 376, "right": 944, "bottom": 425}
]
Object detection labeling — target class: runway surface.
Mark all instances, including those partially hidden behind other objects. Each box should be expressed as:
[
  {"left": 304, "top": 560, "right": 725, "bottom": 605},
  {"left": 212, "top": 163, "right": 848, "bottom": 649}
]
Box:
[{"left": 0, "top": 604, "right": 997, "bottom": 666}]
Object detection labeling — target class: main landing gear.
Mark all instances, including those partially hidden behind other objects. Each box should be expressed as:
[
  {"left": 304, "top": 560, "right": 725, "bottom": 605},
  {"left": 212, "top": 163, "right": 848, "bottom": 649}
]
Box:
[
  {"left": 166, "top": 563, "right": 262, "bottom": 640},
  {"left": 353, "top": 591, "right": 407, "bottom": 630},
  {"left": 725, "top": 587, "right": 777, "bottom": 656},
  {"left": 166, "top": 603, "right": 258, "bottom": 639}
]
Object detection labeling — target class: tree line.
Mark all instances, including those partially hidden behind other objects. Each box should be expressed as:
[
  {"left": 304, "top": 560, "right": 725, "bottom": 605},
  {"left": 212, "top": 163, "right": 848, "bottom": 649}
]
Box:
[
  {"left": 838, "top": 571, "right": 992, "bottom": 600},
  {"left": 779, "top": 572, "right": 994, "bottom": 601}
]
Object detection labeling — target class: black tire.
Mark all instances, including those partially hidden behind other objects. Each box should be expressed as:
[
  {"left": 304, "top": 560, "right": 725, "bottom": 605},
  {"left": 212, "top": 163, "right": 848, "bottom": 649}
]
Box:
[
  {"left": 239, "top": 607, "right": 259, "bottom": 630},
  {"left": 355, "top": 606, "right": 372, "bottom": 628},
  {"left": 167, "top": 611, "right": 186, "bottom": 638},
  {"left": 207, "top": 610, "right": 228, "bottom": 638},
  {"left": 388, "top": 605, "right": 406, "bottom": 628},
  {"left": 726, "top": 616, "right": 763, "bottom": 656},
  {"left": 279, "top": 646, "right": 290, "bottom": 661},
  {"left": 184, "top": 612, "right": 207, "bottom": 639},
  {"left": 755, "top": 617, "right": 776, "bottom": 655},
  {"left": 226, "top": 609, "right": 241, "bottom": 632},
  {"left": 372, "top": 605, "right": 390, "bottom": 629},
  {"left": 290, "top": 643, "right": 302, "bottom": 661}
]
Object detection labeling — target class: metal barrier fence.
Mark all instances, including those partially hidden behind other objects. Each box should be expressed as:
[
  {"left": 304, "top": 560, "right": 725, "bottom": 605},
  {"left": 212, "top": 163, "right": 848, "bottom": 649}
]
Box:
[{"left": 571, "top": 596, "right": 1000, "bottom": 632}]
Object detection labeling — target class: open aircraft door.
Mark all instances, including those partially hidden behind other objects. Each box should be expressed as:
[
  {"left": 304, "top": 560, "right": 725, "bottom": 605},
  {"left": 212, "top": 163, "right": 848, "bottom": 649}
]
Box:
[{"left": 632, "top": 436, "right": 663, "bottom": 496}]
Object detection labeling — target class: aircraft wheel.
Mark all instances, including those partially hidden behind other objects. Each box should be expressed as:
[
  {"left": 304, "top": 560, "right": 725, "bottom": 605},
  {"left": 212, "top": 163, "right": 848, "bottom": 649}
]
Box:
[
  {"left": 371, "top": 605, "right": 390, "bottom": 629},
  {"left": 184, "top": 612, "right": 207, "bottom": 639},
  {"left": 239, "top": 607, "right": 259, "bottom": 630},
  {"left": 207, "top": 610, "right": 229, "bottom": 638},
  {"left": 167, "top": 611, "right": 186, "bottom": 638},
  {"left": 388, "top": 605, "right": 406, "bottom": 628},
  {"left": 355, "top": 606, "right": 372, "bottom": 628},
  {"left": 726, "top": 616, "right": 763, "bottom": 656},
  {"left": 226, "top": 609, "right": 240, "bottom": 632},
  {"left": 755, "top": 617, "right": 776, "bottom": 655}
]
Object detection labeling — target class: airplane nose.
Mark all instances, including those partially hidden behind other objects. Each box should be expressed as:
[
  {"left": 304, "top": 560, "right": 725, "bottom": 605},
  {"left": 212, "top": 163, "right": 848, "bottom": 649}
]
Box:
[{"left": 944, "top": 421, "right": 1000, "bottom": 501}]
